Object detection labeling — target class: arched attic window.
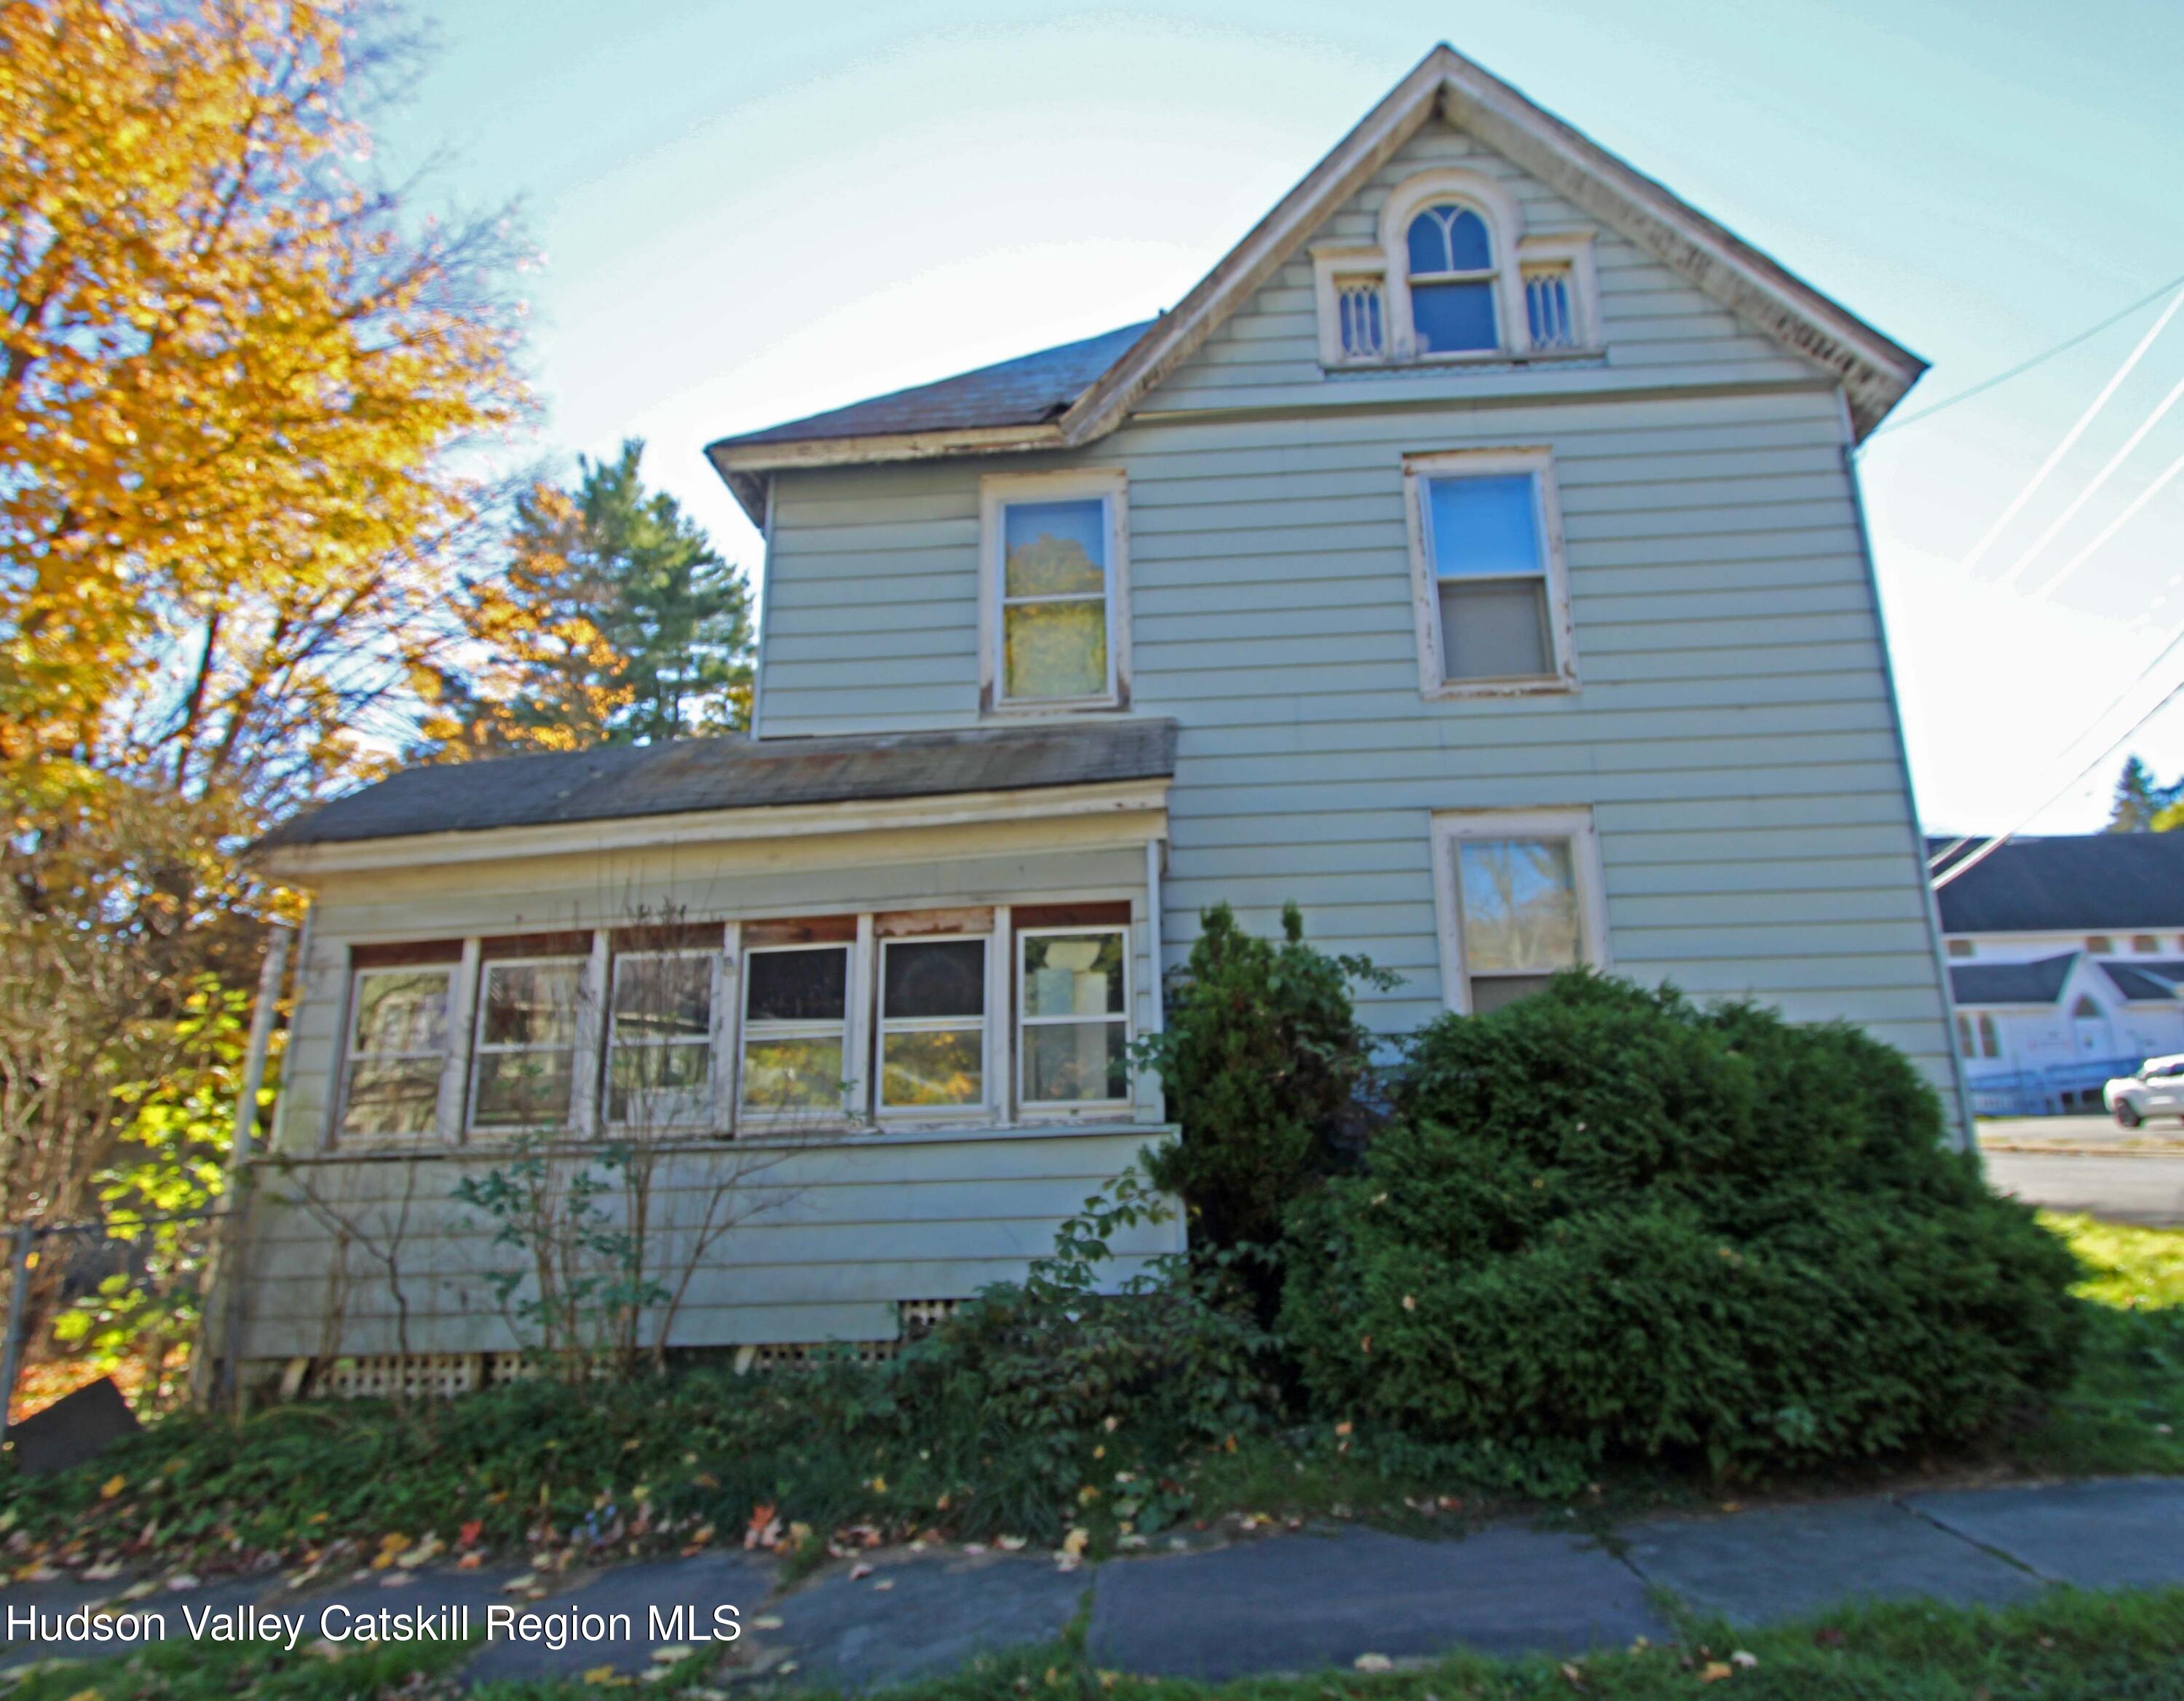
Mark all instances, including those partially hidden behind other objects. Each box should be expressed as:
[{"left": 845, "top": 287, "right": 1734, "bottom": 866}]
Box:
[{"left": 1405, "top": 202, "right": 1499, "bottom": 353}]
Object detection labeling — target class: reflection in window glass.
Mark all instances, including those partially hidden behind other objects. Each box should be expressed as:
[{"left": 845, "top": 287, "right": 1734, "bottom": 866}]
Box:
[
  {"left": 1425, "top": 473, "right": 1552, "bottom": 683},
  {"left": 1000, "top": 498, "right": 1109, "bottom": 702},
  {"left": 1019, "top": 930, "right": 1129, "bottom": 1105},
  {"left": 741, "top": 945, "right": 850, "bottom": 1115},
  {"left": 472, "top": 960, "right": 584, "bottom": 1130},
  {"left": 341, "top": 967, "right": 452, "bottom": 1140},
  {"left": 1456, "top": 839, "right": 1579, "bottom": 1015},
  {"left": 880, "top": 937, "right": 986, "bottom": 1109},
  {"left": 608, "top": 950, "right": 715, "bottom": 1127}
]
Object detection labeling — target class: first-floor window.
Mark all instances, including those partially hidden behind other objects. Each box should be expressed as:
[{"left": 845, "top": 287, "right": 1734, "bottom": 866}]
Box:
[
  {"left": 740, "top": 944, "right": 850, "bottom": 1114},
  {"left": 608, "top": 950, "right": 717, "bottom": 1128},
  {"left": 879, "top": 936, "right": 988, "bottom": 1109},
  {"left": 470, "top": 958, "right": 586, "bottom": 1131},
  {"left": 1434, "top": 810, "right": 1604, "bottom": 1015},
  {"left": 1956, "top": 1012, "right": 2002, "bottom": 1059},
  {"left": 1018, "top": 928, "right": 1130, "bottom": 1106},
  {"left": 341, "top": 965, "right": 453, "bottom": 1139}
]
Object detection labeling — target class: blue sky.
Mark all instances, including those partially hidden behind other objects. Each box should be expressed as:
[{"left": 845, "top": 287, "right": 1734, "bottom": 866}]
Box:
[{"left": 379, "top": 0, "right": 2184, "bottom": 833}]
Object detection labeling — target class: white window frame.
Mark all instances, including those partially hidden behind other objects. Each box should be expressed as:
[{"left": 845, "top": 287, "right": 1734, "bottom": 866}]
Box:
[
  {"left": 1015, "top": 923, "right": 1134, "bottom": 1116},
  {"left": 1311, "top": 170, "right": 1598, "bottom": 368},
  {"left": 874, "top": 932, "right": 994, "bottom": 1118},
  {"left": 1429, "top": 808, "right": 1610, "bottom": 1017},
  {"left": 335, "top": 962, "right": 456, "bottom": 1145},
  {"left": 1402, "top": 447, "right": 1578, "bottom": 699},
  {"left": 978, "top": 468, "right": 1130, "bottom": 717},
  {"left": 735, "top": 940, "right": 856, "bottom": 1126},
  {"left": 466, "top": 954, "right": 592, "bottom": 1136},
  {"left": 604, "top": 947, "right": 726, "bottom": 1132}
]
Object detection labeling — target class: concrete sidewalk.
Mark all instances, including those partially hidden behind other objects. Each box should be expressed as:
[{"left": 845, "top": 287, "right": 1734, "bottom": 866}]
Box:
[{"left": 4, "top": 1477, "right": 2181, "bottom": 1688}]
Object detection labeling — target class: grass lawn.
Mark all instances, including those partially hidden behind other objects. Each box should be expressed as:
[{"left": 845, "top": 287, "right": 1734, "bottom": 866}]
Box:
[{"left": 4, "top": 1586, "right": 2181, "bottom": 1700}]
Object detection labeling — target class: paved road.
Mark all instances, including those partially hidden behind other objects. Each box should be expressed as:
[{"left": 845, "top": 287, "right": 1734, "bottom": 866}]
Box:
[
  {"left": 1979, "top": 1113, "right": 2184, "bottom": 1148},
  {"left": 1984, "top": 1149, "right": 2184, "bottom": 1226}
]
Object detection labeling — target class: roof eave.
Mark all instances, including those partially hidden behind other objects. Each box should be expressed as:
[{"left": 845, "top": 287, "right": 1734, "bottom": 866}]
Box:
[{"left": 705, "top": 422, "right": 1069, "bottom": 524}]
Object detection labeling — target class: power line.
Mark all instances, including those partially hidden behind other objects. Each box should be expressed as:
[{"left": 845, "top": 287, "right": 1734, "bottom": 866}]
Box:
[
  {"left": 1872, "top": 268, "right": 2184, "bottom": 440},
  {"left": 1995, "top": 369, "right": 2184, "bottom": 588},
  {"left": 2022, "top": 446, "right": 2184, "bottom": 601},
  {"left": 1958, "top": 285, "right": 2184, "bottom": 570}
]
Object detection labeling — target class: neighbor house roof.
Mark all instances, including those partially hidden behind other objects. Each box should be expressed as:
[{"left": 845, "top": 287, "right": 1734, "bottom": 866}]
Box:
[
  {"left": 705, "top": 42, "right": 1926, "bottom": 523},
  {"left": 257, "top": 719, "right": 1178, "bottom": 851},
  {"left": 1948, "top": 955, "right": 2078, "bottom": 1008},
  {"left": 2099, "top": 960, "right": 2184, "bottom": 1003},
  {"left": 1928, "top": 834, "right": 2184, "bottom": 934}
]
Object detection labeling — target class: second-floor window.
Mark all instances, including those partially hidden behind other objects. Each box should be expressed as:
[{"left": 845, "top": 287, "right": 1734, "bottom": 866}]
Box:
[
  {"left": 981, "top": 470, "right": 1128, "bottom": 714},
  {"left": 1404, "top": 449, "right": 1576, "bottom": 697}
]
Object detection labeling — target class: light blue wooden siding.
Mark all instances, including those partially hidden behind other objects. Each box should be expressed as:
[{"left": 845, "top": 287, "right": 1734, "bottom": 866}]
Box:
[{"left": 238, "top": 1125, "right": 1174, "bottom": 1359}]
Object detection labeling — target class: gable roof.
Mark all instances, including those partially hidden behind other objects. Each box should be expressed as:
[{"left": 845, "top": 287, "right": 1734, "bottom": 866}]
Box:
[
  {"left": 256, "top": 719, "right": 1178, "bottom": 852},
  {"left": 707, "top": 43, "right": 1926, "bottom": 521},
  {"left": 1928, "top": 834, "right": 2184, "bottom": 934},
  {"left": 1949, "top": 954, "right": 2078, "bottom": 1008},
  {"left": 2100, "top": 960, "right": 2184, "bottom": 1003}
]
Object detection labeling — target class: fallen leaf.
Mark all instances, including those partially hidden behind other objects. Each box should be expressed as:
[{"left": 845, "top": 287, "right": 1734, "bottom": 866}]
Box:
[
  {"left": 1402, "top": 1295, "right": 1417, "bottom": 1311},
  {"left": 752, "top": 1614, "right": 784, "bottom": 1631},
  {"left": 456, "top": 1552, "right": 483, "bottom": 1571},
  {"left": 1731, "top": 1651, "right": 1757, "bottom": 1670},
  {"left": 99, "top": 1476, "right": 126, "bottom": 1501},
  {"left": 652, "top": 1645, "right": 695, "bottom": 1662},
  {"left": 379, "top": 1570, "right": 414, "bottom": 1588},
  {"left": 502, "top": 1573, "right": 539, "bottom": 1593},
  {"left": 1061, "top": 1528, "right": 1090, "bottom": 1559},
  {"left": 1699, "top": 1662, "right": 1733, "bottom": 1684},
  {"left": 778, "top": 1660, "right": 799, "bottom": 1676},
  {"left": 850, "top": 1562, "right": 874, "bottom": 1580},
  {"left": 1354, "top": 1654, "right": 1393, "bottom": 1673},
  {"left": 582, "top": 1665, "right": 618, "bottom": 1686},
  {"left": 162, "top": 1574, "right": 200, "bottom": 1592},
  {"left": 458, "top": 1520, "right": 485, "bottom": 1547},
  {"left": 872, "top": 1579, "right": 893, "bottom": 1592},
  {"left": 996, "top": 1535, "right": 1027, "bottom": 1552}
]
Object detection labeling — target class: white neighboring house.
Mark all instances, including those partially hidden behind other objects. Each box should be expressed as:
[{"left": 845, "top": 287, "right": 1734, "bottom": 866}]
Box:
[{"left": 1931, "top": 834, "right": 2184, "bottom": 1114}]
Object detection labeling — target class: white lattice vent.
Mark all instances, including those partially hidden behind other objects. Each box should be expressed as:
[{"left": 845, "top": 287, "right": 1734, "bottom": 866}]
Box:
[
  {"left": 314, "top": 1353, "right": 484, "bottom": 1400},
  {"left": 898, "top": 1298, "right": 965, "bottom": 1335},
  {"left": 732, "top": 1341, "right": 897, "bottom": 1373}
]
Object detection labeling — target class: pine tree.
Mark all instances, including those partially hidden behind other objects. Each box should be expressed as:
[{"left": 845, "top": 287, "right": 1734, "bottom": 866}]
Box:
[{"left": 2108, "top": 755, "right": 2180, "bottom": 833}]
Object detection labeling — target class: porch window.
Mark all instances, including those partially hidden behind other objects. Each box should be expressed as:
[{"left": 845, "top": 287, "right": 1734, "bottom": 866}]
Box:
[
  {"left": 606, "top": 950, "right": 716, "bottom": 1128},
  {"left": 340, "top": 966, "right": 452, "bottom": 1139},
  {"left": 470, "top": 958, "right": 586, "bottom": 1131},
  {"left": 879, "top": 936, "right": 989, "bottom": 1109},
  {"left": 1432, "top": 809, "right": 1607, "bottom": 1015},
  {"left": 981, "top": 471, "right": 1128, "bottom": 714},
  {"left": 1405, "top": 451, "right": 1574, "bottom": 695},
  {"left": 739, "top": 944, "right": 850, "bottom": 1114},
  {"left": 1018, "top": 928, "right": 1130, "bottom": 1106}
]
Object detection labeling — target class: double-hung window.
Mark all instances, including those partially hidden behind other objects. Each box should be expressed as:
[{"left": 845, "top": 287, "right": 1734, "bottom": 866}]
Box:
[
  {"left": 606, "top": 950, "right": 718, "bottom": 1129},
  {"left": 981, "top": 470, "right": 1128, "bottom": 714},
  {"left": 878, "top": 936, "right": 989, "bottom": 1110},
  {"left": 739, "top": 943, "right": 851, "bottom": 1116},
  {"left": 1405, "top": 450, "right": 1574, "bottom": 695},
  {"left": 1404, "top": 202, "right": 1500, "bottom": 354},
  {"left": 1431, "top": 810, "right": 1607, "bottom": 1015},
  {"left": 1018, "top": 927, "right": 1130, "bottom": 1108},
  {"left": 470, "top": 956, "right": 587, "bottom": 1131},
  {"left": 340, "top": 963, "right": 454, "bottom": 1140}
]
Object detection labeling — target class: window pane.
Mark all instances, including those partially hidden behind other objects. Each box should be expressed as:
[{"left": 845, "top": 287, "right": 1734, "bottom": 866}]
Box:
[
  {"left": 1406, "top": 205, "right": 1490, "bottom": 275},
  {"left": 1412, "top": 280, "right": 1497, "bottom": 352},
  {"left": 740, "top": 1038, "right": 844, "bottom": 1110},
  {"left": 1470, "top": 973, "right": 1556, "bottom": 1015},
  {"left": 1004, "top": 599, "right": 1107, "bottom": 699},
  {"left": 1023, "top": 932, "right": 1125, "bottom": 1018},
  {"left": 608, "top": 1043, "right": 711, "bottom": 1124},
  {"left": 612, "top": 953, "right": 711, "bottom": 1040},
  {"left": 1003, "top": 500, "right": 1106, "bottom": 596},
  {"left": 341, "top": 1058, "right": 441, "bottom": 1138},
  {"left": 1023, "top": 1021, "right": 1129, "bottom": 1103},
  {"left": 353, "top": 970, "right": 450, "bottom": 1056},
  {"left": 1440, "top": 579, "right": 1551, "bottom": 680},
  {"left": 480, "top": 962, "right": 583, "bottom": 1047},
  {"left": 1458, "top": 838, "right": 1580, "bottom": 975},
  {"left": 745, "top": 946, "right": 848, "bottom": 1022},
  {"left": 882, "top": 1027, "right": 984, "bottom": 1107},
  {"left": 884, "top": 939, "right": 986, "bottom": 1019},
  {"left": 1427, "top": 475, "right": 1541, "bottom": 578},
  {"left": 472, "top": 1049, "right": 576, "bottom": 1129}
]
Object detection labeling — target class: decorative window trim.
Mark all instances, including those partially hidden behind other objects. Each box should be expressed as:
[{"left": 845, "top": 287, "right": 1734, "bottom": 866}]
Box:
[
  {"left": 1428, "top": 808, "right": 1610, "bottom": 1017},
  {"left": 1312, "top": 169, "right": 1599, "bottom": 370},
  {"left": 978, "top": 468, "right": 1131, "bottom": 717},
  {"left": 1401, "top": 446, "right": 1579, "bottom": 699}
]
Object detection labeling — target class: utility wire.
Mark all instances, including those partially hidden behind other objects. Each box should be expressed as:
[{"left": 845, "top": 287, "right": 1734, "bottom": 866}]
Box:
[
  {"left": 2023, "top": 446, "right": 2184, "bottom": 601},
  {"left": 1872, "top": 268, "right": 2184, "bottom": 440},
  {"left": 1958, "top": 285, "right": 2184, "bottom": 570},
  {"left": 1996, "top": 370, "right": 2184, "bottom": 588}
]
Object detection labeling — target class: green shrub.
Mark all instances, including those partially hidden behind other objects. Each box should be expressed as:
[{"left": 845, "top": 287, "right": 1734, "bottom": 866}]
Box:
[
  {"left": 1281, "top": 971, "right": 2084, "bottom": 1474},
  {"left": 1137, "top": 902, "right": 1393, "bottom": 1292}
]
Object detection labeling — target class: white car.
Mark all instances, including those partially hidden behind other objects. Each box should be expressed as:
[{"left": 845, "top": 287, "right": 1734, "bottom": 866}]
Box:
[{"left": 2104, "top": 1054, "right": 2184, "bottom": 1127}]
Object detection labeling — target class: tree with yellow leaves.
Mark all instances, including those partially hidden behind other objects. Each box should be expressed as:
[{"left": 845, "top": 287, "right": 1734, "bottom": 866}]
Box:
[{"left": 0, "top": 0, "right": 531, "bottom": 1370}]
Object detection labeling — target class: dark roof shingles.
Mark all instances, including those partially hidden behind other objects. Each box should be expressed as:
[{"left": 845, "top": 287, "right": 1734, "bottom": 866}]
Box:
[
  {"left": 1929, "top": 833, "right": 2184, "bottom": 934},
  {"left": 707, "top": 322, "right": 1155, "bottom": 451},
  {"left": 259, "top": 719, "right": 1178, "bottom": 850},
  {"left": 1948, "top": 954, "right": 2078, "bottom": 1007}
]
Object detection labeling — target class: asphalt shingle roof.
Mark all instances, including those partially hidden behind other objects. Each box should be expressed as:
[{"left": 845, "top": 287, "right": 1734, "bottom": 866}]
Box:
[
  {"left": 707, "top": 321, "right": 1156, "bottom": 450},
  {"left": 1928, "top": 833, "right": 2184, "bottom": 934},
  {"left": 1947, "top": 954, "right": 2077, "bottom": 1007},
  {"left": 258, "top": 719, "right": 1178, "bottom": 850}
]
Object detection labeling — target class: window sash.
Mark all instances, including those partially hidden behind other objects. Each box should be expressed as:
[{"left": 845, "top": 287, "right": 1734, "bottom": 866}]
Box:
[
  {"left": 1432, "top": 811, "right": 1604, "bottom": 1017},
  {"left": 606, "top": 949, "right": 717, "bottom": 1129},
  {"left": 468, "top": 956, "right": 587, "bottom": 1132},
  {"left": 989, "top": 489, "right": 1120, "bottom": 708},
  {"left": 739, "top": 944, "right": 852, "bottom": 1117},
  {"left": 1016, "top": 926, "right": 1131, "bottom": 1109},
  {"left": 1406, "top": 456, "right": 1571, "bottom": 695},
  {"left": 340, "top": 966, "right": 454, "bottom": 1141},
  {"left": 877, "top": 935, "right": 990, "bottom": 1112}
]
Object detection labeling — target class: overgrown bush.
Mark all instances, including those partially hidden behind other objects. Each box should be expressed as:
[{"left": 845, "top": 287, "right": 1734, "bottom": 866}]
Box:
[
  {"left": 1281, "top": 971, "right": 2084, "bottom": 1475},
  {"left": 1137, "top": 902, "right": 1393, "bottom": 1298}
]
